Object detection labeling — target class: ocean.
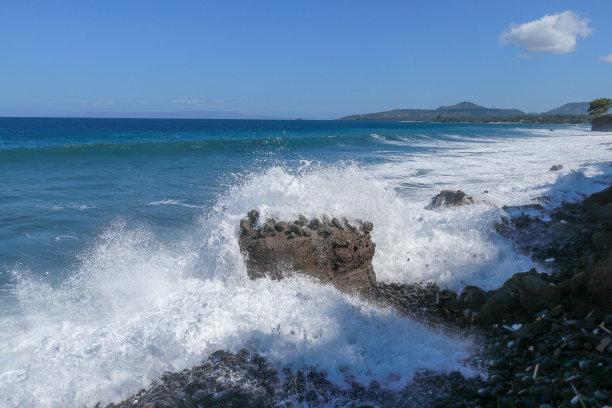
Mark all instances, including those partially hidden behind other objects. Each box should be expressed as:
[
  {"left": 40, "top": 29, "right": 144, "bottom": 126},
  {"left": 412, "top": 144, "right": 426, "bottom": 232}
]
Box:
[{"left": 0, "top": 118, "right": 611, "bottom": 407}]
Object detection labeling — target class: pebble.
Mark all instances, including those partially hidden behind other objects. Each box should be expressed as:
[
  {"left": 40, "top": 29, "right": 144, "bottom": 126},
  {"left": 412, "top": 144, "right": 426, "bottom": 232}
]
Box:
[
  {"left": 564, "top": 374, "right": 583, "bottom": 383},
  {"left": 578, "top": 360, "right": 591, "bottom": 371},
  {"left": 521, "top": 375, "right": 535, "bottom": 385},
  {"left": 191, "top": 389, "right": 211, "bottom": 402}
]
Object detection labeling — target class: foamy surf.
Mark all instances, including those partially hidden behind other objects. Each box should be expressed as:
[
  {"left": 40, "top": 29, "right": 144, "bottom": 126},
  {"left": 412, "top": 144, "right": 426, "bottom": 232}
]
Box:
[
  {"left": 1, "top": 121, "right": 611, "bottom": 407},
  {"left": 1, "top": 219, "right": 474, "bottom": 407}
]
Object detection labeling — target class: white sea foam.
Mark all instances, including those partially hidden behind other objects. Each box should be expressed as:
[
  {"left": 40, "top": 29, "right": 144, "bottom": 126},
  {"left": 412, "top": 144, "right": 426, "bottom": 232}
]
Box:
[
  {"left": 0, "top": 220, "right": 474, "bottom": 407},
  {"left": 1, "top": 126, "right": 611, "bottom": 407},
  {"left": 54, "top": 235, "right": 77, "bottom": 242},
  {"left": 369, "top": 126, "right": 612, "bottom": 206},
  {"left": 148, "top": 199, "right": 206, "bottom": 208},
  {"left": 212, "top": 164, "right": 532, "bottom": 289}
]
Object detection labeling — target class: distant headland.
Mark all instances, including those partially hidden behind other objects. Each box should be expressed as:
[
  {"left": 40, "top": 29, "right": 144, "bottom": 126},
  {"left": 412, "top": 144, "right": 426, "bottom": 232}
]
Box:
[{"left": 339, "top": 101, "right": 590, "bottom": 124}]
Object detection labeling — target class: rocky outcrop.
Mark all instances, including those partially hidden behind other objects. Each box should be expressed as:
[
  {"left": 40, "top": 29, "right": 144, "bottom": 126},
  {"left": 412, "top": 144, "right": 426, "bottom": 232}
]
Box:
[
  {"left": 239, "top": 211, "right": 376, "bottom": 294},
  {"left": 426, "top": 190, "right": 474, "bottom": 209},
  {"left": 549, "top": 164, "right": 563, "bottom": 171},
  {"left": 591, "top": 115, "right": 612, "bottom": 131}
]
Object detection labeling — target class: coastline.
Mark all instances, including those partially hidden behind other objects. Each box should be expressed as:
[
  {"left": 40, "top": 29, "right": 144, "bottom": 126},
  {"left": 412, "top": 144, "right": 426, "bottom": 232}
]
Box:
[{"left": 107, "top": 182, "right": 612, "bottom": 408}]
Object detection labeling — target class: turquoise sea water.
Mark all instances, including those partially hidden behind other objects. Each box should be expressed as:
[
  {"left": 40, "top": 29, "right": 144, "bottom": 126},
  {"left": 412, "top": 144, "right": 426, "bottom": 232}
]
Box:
[{"left": 1, "top": 118, "right": 611, "bottom": 406}]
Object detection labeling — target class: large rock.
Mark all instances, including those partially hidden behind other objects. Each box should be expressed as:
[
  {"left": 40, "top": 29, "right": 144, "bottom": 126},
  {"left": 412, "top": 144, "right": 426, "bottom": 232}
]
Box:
[
  {"left": 426, "top": 190, "right": 474, "bottom": 210},
  {"left": 591, "top": 115, "right": 612, "bottom": 132},
  {"left": 587, "top": 250, "right": 612, "bottom": 311},
  {"left": 454, "top": 286, "right": 489, "bottom": 311},
  {"left": 239, "top": 211, "right": 376, "bottom": 294},
  {"left": 583, "top": 186, "right": 612, "bottom": 226},
  {"left": 556, "top": 250, "right": 612, "bottom": 312},
  {"left": 479, "top": 270, "right": 559, "bottom": 324}
]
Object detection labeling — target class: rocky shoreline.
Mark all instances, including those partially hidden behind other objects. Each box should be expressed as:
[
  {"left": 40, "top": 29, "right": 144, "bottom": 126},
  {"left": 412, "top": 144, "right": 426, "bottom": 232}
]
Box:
[{"left": 106, "top": 186, "right": 612, "bottom": 408}]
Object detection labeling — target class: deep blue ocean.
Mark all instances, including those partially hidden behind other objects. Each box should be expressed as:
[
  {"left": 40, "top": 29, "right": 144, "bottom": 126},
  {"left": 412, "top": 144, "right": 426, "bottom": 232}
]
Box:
[{"left": 1, "top": 118, "right": 611, "bottom": 407}]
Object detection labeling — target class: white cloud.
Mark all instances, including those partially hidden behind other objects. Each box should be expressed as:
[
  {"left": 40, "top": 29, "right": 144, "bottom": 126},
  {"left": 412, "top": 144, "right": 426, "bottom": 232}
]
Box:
[
  {"left": 499, "top": 11, "right": 591, "bottom": 54},
  {"left": 601, "top": 53, "right": 612, "bottom": 63}
]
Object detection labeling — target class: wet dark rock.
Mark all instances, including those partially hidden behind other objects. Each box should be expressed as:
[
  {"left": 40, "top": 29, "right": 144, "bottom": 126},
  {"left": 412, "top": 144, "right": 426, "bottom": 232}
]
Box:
[
  {"left": 331, "top": 217, "right": 343, "bottom": 229},
  {"left": 191, "top": 389, "right": 212, "bottom": 402},
  {"left": 307, "top": 219, "right": 320, "bottom": 230},
  {"left": 479, "top": 270, "right": 558, "bottom": 324},
  {"left": 247, "top": 210, "right": 259, "bottom": 223},
  {"left": 295, "top": 215, "right": 308, "bottom": 227},
  {"left": 361, "top": 221, "right": 373, "bottom": 233},
  {"left": 455, "top": 285, "right": 489, "bottom": 311},
  {"left": 583, "top": 186, "right": 612, "bottom": 226},
  {"left": 549, "top": 165, "right": 563, "bottom": 172},
  {"left": 426, "top": 190, "right": 474, "bottom": 209},
  {"left": 240, "top": 219, "right": 252, "bottom": 234},
  {"left": 594, "top": 390, "right": 608, "bottom": 400}
]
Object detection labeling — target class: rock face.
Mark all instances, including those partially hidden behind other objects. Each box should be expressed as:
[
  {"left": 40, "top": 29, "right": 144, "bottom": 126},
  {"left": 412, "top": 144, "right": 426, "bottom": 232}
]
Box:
[
  {"left": 426, "top": 190, "right": 474, "bottom": 209},
  {"left": 591, "top": 115, "right": 612, "bottom": 131},
  {"left": 239, "top": 211, "right": 376, "bottom": 294}
]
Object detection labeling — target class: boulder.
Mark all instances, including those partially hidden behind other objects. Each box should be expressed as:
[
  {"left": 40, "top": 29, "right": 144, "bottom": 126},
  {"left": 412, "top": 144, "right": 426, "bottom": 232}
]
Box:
[
  {"left": 479, "top": 270, "right": 559, "bottom": 324},
  {"left": 591, "top": 115, "right": 612, "bottom": 132},
  {"left": 426, "top": 190, "right": 474, "bottom": 210},
  {"left": 549, "top": 165, "right": 563, "bottom": 172},
  {"left": 239, "top": 212, "right": 376, "bottom": 294},
  {"left": 587, "top": 251, "right": 612, "bottom": 311},
  {"left": 583, "top": 186, "right": 612, "bottom": 226},
  {"left": 454, "top": 286, "right": 489, "bottom": 311},
  {"left": 557, "top": 250, "right": 612, "bottom": 312},
  {"left": 478, "top": 286, "right": 520, "bottom": 325}
]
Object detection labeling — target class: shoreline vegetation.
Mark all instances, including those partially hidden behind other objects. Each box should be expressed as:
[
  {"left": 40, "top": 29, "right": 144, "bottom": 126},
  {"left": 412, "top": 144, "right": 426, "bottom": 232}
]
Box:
[{"left": 107, "top": 181, "right": 612, "bottom": 408}]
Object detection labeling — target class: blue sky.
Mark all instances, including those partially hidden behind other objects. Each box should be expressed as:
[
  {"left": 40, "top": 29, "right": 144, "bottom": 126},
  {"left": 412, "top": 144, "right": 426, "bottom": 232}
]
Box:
[{"left": 1, "top": 0, "right": 611, "bottom": 119}]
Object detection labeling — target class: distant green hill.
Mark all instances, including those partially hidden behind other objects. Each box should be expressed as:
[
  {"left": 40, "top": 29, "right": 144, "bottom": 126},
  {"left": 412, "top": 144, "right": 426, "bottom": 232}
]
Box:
[
  {"left": 339, "top": 101, "right": 588, "bottom": 123},
  {"left": 435, "top": 101, "right": 525, "bottom": 118},
  {"left": 340, "top": 101, "right": 525, "bottom": 121},
  {"left": 544, "top": 102, "right": 589, "bottom": 116}
]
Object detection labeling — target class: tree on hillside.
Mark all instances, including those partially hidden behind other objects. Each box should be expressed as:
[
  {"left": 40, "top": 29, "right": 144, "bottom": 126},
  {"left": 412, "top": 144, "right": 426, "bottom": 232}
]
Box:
[{"left": 588, "top": 98, "right": 612, "bottom": 117}]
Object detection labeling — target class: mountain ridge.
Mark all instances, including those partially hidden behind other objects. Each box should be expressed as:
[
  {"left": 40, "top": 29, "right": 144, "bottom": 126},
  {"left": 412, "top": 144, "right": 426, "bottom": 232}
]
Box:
[{"left": 340, "top": 101, "right": 587, "bottom": 122}]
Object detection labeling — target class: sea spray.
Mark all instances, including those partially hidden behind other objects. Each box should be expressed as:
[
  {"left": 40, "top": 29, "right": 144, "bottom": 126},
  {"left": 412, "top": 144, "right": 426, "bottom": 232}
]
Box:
[
  {"left": 211, "top": 163, "right": 533, "bottom": 289},
  {"left": 1, "top": 215, "right": 475, "bottom": 407}
]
